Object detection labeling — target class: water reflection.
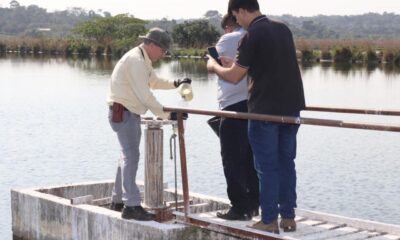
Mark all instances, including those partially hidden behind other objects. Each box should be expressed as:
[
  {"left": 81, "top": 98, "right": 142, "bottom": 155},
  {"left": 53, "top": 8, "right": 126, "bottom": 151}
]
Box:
[
  {"left": 381, "top": 64, "right": 400, "bottom": 76},
  {"left": 333, "top": 62, "right": 354, "bottom": 74},
  {"left": 300, "top": 61, "right": 400, "bottom": 79},
  {"left": 3, "top": 54, "right": 399, "bottom": 77},
  {"left": 61, "top": 56, "right": 209, "bottom": 78},
  {"left": 65, "top": 56, "right": 117, "bottom": 75},
  {"left": 169, "top": 58, "right": 209, "bottom": 78},
  {"left": 0, "top": 53, "right": 57, "bottom": 63},
  {"left": 366, "top": 62, "right": 379, "bottom": 72}
]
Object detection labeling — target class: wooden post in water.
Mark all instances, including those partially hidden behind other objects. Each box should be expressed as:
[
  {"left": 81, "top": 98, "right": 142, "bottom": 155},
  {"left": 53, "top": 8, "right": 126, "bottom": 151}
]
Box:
[{"left": 144, "top": 121, "right": 164, "bottom": 208}]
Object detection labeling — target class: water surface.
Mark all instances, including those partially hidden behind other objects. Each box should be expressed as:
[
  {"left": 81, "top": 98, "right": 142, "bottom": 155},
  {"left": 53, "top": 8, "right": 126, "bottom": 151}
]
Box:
[{"left": 1, "top": 56, "right": 399, "bottom": 238}]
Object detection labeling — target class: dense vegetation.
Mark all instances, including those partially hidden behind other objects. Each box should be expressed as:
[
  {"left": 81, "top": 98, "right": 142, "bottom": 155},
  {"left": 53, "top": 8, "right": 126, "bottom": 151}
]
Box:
[
  {"left": 172, "top": 20, "right": 220, "bottom": 48},
  {"left": 0, "top": 2, "right": 399, "bottom": 64},
  {"left": 274, "top": 13, "right": 400, "bottom": 39},
  {"left": 0, "top": 4, "right": 221, "bottom": 57},
  {"left": 1, "top": 4, "right": 400, "bottom": 39},
  {"left": 72, "top": 14, "right": 147, "bottom": 55},
  {"left": 0, "top": 4, "right": 104, "bottom": 37},
  {"left": 294, "top": 39, "right": 400, "bottom": 64}
]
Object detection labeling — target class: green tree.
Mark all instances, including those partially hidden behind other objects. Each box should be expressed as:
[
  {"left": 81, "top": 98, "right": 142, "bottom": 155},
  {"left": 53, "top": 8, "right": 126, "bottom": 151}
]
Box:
[
  {"left": 172, "top": 20, "right": 220, "bottom": 48},
  {"left": 72, "top": 14, "right": 147, "bottom": 49}
]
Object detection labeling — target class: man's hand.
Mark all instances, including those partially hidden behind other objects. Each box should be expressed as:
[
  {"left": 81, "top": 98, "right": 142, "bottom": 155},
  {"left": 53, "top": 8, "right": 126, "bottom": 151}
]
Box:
[
  {"left": 207, "top": 54, "right": 217, "bottom": 72},
  {"left": 208, "top": 55, "right": 247, "bottom": 84},
  {"left": 207, "top": 55, "right": 234, "bottom": 72},
  {"left": 219, "top": 56, "right": 234, "bottom": 68},
  {"left": 174, "top": 78, "right": 192, "bottom": 88}
]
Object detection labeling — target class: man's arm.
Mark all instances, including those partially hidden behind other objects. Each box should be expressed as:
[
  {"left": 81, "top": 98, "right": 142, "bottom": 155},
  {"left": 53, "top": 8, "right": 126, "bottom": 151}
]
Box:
[
  {"left": 148, "top": 71, "right": 176, "bottom": 90},
  {"left": 207, "top": 56, "right": 248, "bottom": 84}
]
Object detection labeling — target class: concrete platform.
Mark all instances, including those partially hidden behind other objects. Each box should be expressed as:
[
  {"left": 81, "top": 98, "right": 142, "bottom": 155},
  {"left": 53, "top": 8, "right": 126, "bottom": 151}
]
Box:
[
  {"left": 11, "top": 180, "right": 400, "bottom": 240},
  {"left": 11, "top": 180, "right": 239, "bottom": 240}
]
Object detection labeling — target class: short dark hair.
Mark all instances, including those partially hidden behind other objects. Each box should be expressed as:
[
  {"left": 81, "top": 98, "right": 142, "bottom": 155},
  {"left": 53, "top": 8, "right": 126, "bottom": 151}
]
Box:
[
  {"left": 221, "top": 14, "right": 239, "bottom": 29},
  {"left": 228, "top": 0, "right": 259, "bottom": 15}
]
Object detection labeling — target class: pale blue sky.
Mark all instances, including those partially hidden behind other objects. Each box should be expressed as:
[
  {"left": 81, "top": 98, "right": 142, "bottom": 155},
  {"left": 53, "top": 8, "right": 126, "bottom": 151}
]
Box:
[{"left": 1, "top": 0, "right": 399, "bottom": 19}]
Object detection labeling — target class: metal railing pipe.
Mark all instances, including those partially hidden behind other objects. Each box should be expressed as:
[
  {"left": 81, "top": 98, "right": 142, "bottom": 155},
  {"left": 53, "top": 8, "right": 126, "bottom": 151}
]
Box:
[
  {"left": 176, "top": 113, "right": 190, "bottom": 219},
  {"left": 164, "top": 105, "right": 399, "bottom": 230},
  {"left": 164, "top": 106, "right": 400, "bottom": 132},
  {"left": 305, "top": 106, "right": 400, "bottom": 116}
]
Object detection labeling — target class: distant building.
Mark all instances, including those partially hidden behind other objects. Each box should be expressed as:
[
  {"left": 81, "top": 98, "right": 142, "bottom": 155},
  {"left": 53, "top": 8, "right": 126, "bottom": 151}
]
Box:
[
  {"left": 37, "top": 28, "right": 51, "bottom": 32},
  {"left": 10, "top": 0, "right": 20, "bottom": 8}
]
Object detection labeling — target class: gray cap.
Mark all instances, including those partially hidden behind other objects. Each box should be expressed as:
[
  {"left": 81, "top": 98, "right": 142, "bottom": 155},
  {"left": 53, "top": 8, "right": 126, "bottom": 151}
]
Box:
[{"left": 139, "top": 28, "right": 172, "bottom": 51}]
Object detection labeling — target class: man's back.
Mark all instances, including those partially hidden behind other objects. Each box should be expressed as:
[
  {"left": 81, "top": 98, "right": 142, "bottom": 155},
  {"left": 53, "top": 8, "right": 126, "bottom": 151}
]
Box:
[{"left": 237, "top": 16, "right": 305, "bottom": 115}]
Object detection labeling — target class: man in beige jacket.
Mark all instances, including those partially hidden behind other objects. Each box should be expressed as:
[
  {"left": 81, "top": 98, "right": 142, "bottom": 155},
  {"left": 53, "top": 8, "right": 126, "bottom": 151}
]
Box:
[{"left": 106, "top": 28, "right": 190, "bottom": 220}]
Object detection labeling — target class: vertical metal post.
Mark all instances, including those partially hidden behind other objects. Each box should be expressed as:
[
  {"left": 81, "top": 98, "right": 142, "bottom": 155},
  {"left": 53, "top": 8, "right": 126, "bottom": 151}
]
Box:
[{"left": 177, "top": 113, "right": 190, "bottom": 219}]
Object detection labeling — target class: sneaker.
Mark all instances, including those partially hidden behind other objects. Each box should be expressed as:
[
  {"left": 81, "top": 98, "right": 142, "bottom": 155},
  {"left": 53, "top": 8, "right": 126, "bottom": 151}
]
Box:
[
  {"left": 249, "top": 220, "right": 280, "bottom": 234},
  {"left": 280, "top": 218, "right": 296, "bottom": 232},
  {"left": 216, "top": 208, "right": 252, "bottom": 221},
  {"left": 109, "top": 202, "right": 124, "bottom": 212},
  {"left": 121, "top": 206, "right": 155, "bottom": 221}
]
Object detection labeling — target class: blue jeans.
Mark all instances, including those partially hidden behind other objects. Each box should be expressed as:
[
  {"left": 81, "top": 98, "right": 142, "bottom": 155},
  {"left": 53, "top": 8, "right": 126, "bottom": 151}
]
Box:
[{"left": 248, "top": 116, "right": 300, "bottom": 224}]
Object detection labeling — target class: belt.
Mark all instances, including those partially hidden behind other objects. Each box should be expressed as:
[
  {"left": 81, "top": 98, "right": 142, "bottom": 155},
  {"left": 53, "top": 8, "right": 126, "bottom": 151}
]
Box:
[{"left": 109, "top": 103, "right": 129, "bottom": 111}]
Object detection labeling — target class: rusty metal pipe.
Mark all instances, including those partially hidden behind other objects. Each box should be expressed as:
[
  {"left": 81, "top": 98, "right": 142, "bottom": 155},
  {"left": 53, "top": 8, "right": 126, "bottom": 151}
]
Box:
[
  {"left": 176, "top": 113, "right": 190, "bottom": 220},
  {"left": 164, "top": 106, "right": 400, "bottom": 132},
  {"left": 305, "top": 106, "right": 400, "bottom": 116}
]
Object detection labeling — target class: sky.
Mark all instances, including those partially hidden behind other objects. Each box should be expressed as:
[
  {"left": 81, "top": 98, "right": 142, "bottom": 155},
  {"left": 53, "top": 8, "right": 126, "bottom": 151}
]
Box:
[{"left": 0, "top": 0, "right": 399, "bottom": 19}]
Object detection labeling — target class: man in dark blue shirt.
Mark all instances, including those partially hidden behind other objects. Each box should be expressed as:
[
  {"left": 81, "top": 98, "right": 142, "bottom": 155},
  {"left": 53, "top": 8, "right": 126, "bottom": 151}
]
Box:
[{"left": 207, "top": 0, "right": 305, "bottom": 234}]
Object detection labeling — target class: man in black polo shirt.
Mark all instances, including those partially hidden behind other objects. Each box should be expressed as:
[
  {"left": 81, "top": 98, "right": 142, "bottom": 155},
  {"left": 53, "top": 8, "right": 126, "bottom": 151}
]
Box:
[{"left": 207, "top": 0, "right": 305, "bottom": 234}]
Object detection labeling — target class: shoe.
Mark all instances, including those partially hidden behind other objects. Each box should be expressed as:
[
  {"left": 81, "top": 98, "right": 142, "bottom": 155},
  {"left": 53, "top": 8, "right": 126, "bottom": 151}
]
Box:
[
  {"left": 216, "top": 208, "right": 252, "bottom": 221},
  {"left": 250, "top": 207, "right": 259, "bottom": 217},
  {"left": 121, "top": 206, "right": 155, "bottom": 221},
  {"left": 249, "top": 220, "right": 280, "bottom": 234},
  {"left": 280, "top": 218, "right": 296, "bottom": 232},
  {"left": 110, "top": 202, "right": 124, "bottom": 212}
]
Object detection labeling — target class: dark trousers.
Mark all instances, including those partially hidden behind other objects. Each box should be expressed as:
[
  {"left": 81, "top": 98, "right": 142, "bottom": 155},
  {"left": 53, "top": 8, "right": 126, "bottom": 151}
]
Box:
[{"left": 220, "top": 100, "right": 259, "bottom": 214}]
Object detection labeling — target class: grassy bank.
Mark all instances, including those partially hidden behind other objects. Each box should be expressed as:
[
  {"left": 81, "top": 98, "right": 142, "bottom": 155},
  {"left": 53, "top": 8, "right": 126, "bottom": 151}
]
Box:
[
  {"left": 1, "top": 37, "right": 400, "bottom": 65},
  {"left": 295, "top": 39, "right": 400, "bottom": 64},
  {"left": 0, "top": 37, "right": 130, "bottom": 58}
]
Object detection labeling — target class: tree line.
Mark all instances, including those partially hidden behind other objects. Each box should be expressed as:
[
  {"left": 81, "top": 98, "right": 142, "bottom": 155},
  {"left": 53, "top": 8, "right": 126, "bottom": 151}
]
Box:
[
  {"left": 0, "top": 2, "right": 399, "bottom": 64},
  {"left": 272, "top": 13, "right": 400, "bottom": 39},
  {"left": 0, "top": 5, "right": 221, "bottom": 57},
  {"left": 1, "top": 3, "right": 400, "bottom": 39}
]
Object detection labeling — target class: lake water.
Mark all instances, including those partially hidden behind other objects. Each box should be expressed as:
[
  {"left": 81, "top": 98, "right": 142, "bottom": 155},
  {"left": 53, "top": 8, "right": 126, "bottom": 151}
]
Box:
[{"left": 1, "top": 56, "right": 400, "bottom": 239}]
